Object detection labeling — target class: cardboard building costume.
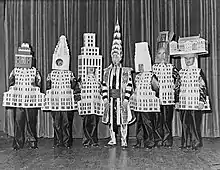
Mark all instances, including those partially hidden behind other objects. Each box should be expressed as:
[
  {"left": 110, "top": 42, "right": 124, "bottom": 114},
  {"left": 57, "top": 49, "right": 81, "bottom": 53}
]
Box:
[
  {"left": 172, "top": 35, "right": 210, "bottom": 150},
  {"left": 152, "top": 31, "right": 180, "bottom": 147},
  {"left": 3, "top": 43, "right": 44, "bottom": 150},
  {"left": 130, "top": 42, "right": 160, "bottom": 149},
  {"left": 101, "top": 20, "right": 134, "bottom": 147},
  {"left": 77, "top": 33, "right": 103, "bottom": 147},
  {"left": 43, "top": 35, "right": 80, "bottom": 148}
]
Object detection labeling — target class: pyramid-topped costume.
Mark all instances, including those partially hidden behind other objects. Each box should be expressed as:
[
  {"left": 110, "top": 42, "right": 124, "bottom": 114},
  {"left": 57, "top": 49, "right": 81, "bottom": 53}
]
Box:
[
  {"left": 130, "top": 42, "right": 160, "bottom": 112},
  {"left": 3, "top": 43, "right": 45, "bottom": 108},
  {"left": 171, "top": 35, "right": 210, "bottom": 110},
  {"left": 43, "top": 35, "right": 77, "bottom": 111}
]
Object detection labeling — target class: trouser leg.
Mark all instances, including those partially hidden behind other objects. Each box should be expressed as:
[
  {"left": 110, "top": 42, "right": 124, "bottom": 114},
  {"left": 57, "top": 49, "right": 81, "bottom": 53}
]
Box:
[
  {"left": 13, "top": 108, "right": 26, "bottom": 149},
  {"left": 180, "top": 110, "right": 191, "bottom": 148},
  {"left": 154, "top": 112, "right": 163, "bottom": 146},
  {"left": 134, "top": 112, "right": 143, "bottom": 147},
  {"left": 25, "top": 108, "right": 38, "bottom": 148},
  {"left": 51, "top": 111, "right": 62, "bottom": 147},
  {"left": 62, "top": 111, "right": 71, "bottom": 147},
  {"left": 67, "top": 111, "right": 74, "bottom": 146},
  {"left": 142, "top": 113, "right": 155, "bottom": 148},
  {"left": 162, "top": 105, "right": 174, "bottom": 146},
  {"left": 120, "top": 124, "right": 128, "bottom": 147},
  {"left": 190, "top": 110, "right": 203, "bottom": 149}
]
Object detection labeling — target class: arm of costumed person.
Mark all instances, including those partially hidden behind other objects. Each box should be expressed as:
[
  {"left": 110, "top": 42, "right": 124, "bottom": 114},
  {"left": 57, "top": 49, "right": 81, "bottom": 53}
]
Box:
[
  {"left": 35, "top": 70, "right": 42, "bottom": 91},
  {"left": 8, "top": 69, "right": 15, "bottom": 88},
  {"left": 173, "top": 66, "right": 181, "bottom": 104},
  {"left": 173, "top": 69, "right": 181, "bottom": 109},
  {"left": 198, "top": 69, "right": 208, "bottom": 110},
  {"left": 151, "top": 74, "right": 159, "bottom": 98},
  {"left": 46, "top": 73, "right": 52, "bottom": 90},
  {"left": 71, "top": 73, "right": 81, "bottom": 102}
]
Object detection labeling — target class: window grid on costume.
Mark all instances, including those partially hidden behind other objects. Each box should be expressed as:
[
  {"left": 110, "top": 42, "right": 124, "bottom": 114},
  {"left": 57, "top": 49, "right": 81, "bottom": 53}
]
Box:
[
  {"left": 3, "top": 68, "right": 45, "bottom": 108},
  {"left": 179, "top": 68, "right": 210, "bottom": 110},
  {"left": 78, "top": 75, "right": 104, "bottom": 116},
  {"left": 78, "top": 33, "right": 102, "bottom": 82},
  {"left": 153, "top": 63, "right": 175, "bottom": 105},
  {"left": 43, "top": 70, "right": 77, "bottom": 111},
  {"left": 130, "top": 72, "right": 160, "bottom": 112}
]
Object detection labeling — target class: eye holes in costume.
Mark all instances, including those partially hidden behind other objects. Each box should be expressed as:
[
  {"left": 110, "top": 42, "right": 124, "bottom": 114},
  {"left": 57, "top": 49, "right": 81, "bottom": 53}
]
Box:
[{"left": 56, "top": 59, "right": 63, "bottom": 66}]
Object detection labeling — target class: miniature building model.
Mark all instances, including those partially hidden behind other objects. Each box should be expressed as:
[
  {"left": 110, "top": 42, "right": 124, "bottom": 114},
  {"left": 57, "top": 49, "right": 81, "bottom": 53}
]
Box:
[
  {"left": 130, "top": 72, "right": 160, "bottom": 112},
  {"left": 78, "top": 71, "right": 104, "bottom": 116},
  {"left": 3, "top": 43, "right": 44, "bottom": 108},
  {"left": 43, "top": 35, "right": 77, "bottom": 111},
  {"left": 170, "top": 35, "right": 208, "bottom": 55},
  {"left": 78, "top": 33, "right": 102, "bottom": 82}
]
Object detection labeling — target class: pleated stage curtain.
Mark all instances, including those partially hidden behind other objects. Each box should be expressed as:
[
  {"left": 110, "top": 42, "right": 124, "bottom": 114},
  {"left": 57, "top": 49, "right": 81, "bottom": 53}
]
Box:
[{"left": 2, "top": 0, "right": 220, "bottom": 138}]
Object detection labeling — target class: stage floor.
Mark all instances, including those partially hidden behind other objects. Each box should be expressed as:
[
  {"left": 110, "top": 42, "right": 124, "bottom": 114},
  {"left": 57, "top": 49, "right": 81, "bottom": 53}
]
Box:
[{"left": 0, "top": 132, "right": 220, "bottom": 170}]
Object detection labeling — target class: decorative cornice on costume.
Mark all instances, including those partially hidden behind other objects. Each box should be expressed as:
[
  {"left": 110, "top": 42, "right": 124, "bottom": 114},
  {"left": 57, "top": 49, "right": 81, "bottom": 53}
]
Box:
[
  {"left": 52, "top": 35, "right": 70, "bottom": 70},
  {"left": 78, "top": 33, "right": 102, "bottom": 82},
  {"left": 170, "top": 35, "right": 208, "bottom": 56},
  {"left": 15, "top": 43, "right": 33, "bottom": 68},
  {"left": 134, "top": 42, "right": 152, "bottom": 72}
]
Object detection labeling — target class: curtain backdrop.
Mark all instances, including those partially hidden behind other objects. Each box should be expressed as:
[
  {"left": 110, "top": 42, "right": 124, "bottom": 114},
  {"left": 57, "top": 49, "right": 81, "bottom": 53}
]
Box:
[{"left": 3, "top": 0, "right": 220, "bottom": 138}]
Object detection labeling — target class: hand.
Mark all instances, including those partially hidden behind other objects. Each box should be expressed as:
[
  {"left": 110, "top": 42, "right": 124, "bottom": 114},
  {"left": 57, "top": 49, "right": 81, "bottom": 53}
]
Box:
[
  {"left": 122, "top": 100, "right": 128, "bottom": 113},
  {"left": 74, "top": 94, "right": 81, "bottom": 101},
  {"left": 175, "top": 102, "right": 179, "bottom": 109},
  {"left": 104, "top": 101, "right": 110, "bottom": 113},
  {"left": 198, "top": 102, "right": 204, "bottom": 110}
]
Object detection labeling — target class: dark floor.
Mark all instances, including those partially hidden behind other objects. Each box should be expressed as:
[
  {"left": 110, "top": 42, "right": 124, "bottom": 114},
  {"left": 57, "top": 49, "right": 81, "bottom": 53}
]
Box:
[{"left": 0, "top": 132, "right": 220, "bottom": 170}]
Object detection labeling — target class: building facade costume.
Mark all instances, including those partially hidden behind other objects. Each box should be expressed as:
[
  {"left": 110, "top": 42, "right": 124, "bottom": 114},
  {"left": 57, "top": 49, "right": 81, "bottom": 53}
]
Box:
[
  {"left": 101, "top": 20, "right": 134, "bottom": 148},
  {"left": 130, "top": 42, "right": 160, "bottom": 149},
  {"left": 152, "top": 31, "right": 180, "bottom": 147},
  {"left": 78, "top": 33, "right": 103, "bottom": 147},
  {"left": 171, "top": 35, "right": 211, "bottom": 150},
  {"left": 43, "top": 35, "right": 80, "bottom": 148},
  {"left": 3, "top": 43, "right": 44, "bottom": 150}
]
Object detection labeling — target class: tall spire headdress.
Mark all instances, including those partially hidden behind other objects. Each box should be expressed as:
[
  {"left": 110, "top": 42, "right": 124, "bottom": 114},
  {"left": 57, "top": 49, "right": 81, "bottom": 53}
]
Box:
[{"left": 111, "top": 0, "right": 122, "bottom": 61}]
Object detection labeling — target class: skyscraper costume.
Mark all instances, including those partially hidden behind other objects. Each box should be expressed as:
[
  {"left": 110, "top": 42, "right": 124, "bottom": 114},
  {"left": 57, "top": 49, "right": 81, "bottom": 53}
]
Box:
[
  {"left": 43, "top": 35, "right": 80, "bottom": 148},
  {"left": 77, "top": 33, "right": 103, "bottom": 147},
  {"left": 3, "top": 43, "right": 44, "bottom": 150},
  {"left": 102, "top": 20, "right": 135, "bottom": 148},
  {"left": 170, "top": 35, "right": 211, "bottom": 150},
  {"left": 152, "top": 31, "right": 180, "bottom": 147},
  {"left": 130, "top": 42, "right": 160, "bottom": 149}
]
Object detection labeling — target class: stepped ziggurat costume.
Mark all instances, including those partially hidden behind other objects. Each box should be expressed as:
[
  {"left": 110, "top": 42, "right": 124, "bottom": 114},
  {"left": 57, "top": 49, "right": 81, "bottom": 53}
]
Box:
[
  {"left": 43, "top": 35, "right": 80, "bottom": 148},
  {"left": 77, "top": 33, "right": 104, "bottom": 147},
  {"left": 101, "top": 20, "right": 135, "bottom": 148},
  {"left": 130, "top": 42, "right": 160, "bottom": 149},
  {"left": 170, "top": 35, "right": 211, "bottom": 150},
  {"left": 152, "top": 31, "right": 180, "bottom": 147},
  {"left": 3, "top": 43, "right": 44, "bottom": 150}
]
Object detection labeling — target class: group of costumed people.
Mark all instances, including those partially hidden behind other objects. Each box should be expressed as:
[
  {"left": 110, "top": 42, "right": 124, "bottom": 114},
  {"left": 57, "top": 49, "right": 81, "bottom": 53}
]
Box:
[{"left": 3, "top": 19, "right": 211, "bottom": 151}]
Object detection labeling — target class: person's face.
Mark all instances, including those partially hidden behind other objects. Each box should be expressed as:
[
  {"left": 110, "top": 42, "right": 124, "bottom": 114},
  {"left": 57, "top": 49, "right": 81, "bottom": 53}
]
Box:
[
  {"left": 138, "top": 64, "right": 144, "bottom": 73},
  {"left": 112, "top": 54, "right": 121, "bottom": 66},
  {"left": 87, "top": 67, "right": 95, "bottom": 75},
  {"left": 184, "top": 54, "right": 196, "bottom": 66},
  {"left": 157, "top": 48, "right": 168, "bottom": 63},
  {"left": 56, "top": 59, "right": 63, "bottom": 66}
]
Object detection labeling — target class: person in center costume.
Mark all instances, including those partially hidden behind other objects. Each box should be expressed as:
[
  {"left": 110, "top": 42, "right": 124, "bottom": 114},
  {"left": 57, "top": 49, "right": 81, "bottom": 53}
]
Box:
[
  {"left": 3, "top": 43, "right": 44, "bottom": 150},
  {"left": 152, "top": 31, "right": 180, "bottom": 147},
  {"left": 130, "top": 42, "right": 160, "bottom": 149},
  {"left": 43, "top": 35, "right": 80, "bottom": 148},
  {"left": 171, "top": 35, "right": 211, "bottom": 150},
  {"left": 102, "top": 20, "right": 135, "bottom": 148}
]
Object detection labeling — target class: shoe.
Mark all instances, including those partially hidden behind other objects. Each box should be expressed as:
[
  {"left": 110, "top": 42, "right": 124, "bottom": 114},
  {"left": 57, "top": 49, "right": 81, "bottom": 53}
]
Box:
[
  {"left": 91, "top": 143, "right": 99, "bottom": 147},
  {"left": 121, "top": 145, "right": 128, "bottom": 149},
  {"left": 132, "top": 143, "right": 141, "bottom": 148},
  {"left": 13, "top": 146, "right": 21, "bottom": 151},
  {"left": 83, "top": 144, "right": 90, "bottom": 148},
  {"left": 154, "top": 141, "right": 163, "bottom": 148},
  {"left": 30, "top": 142, "right": 38, "bottom": 149}
]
